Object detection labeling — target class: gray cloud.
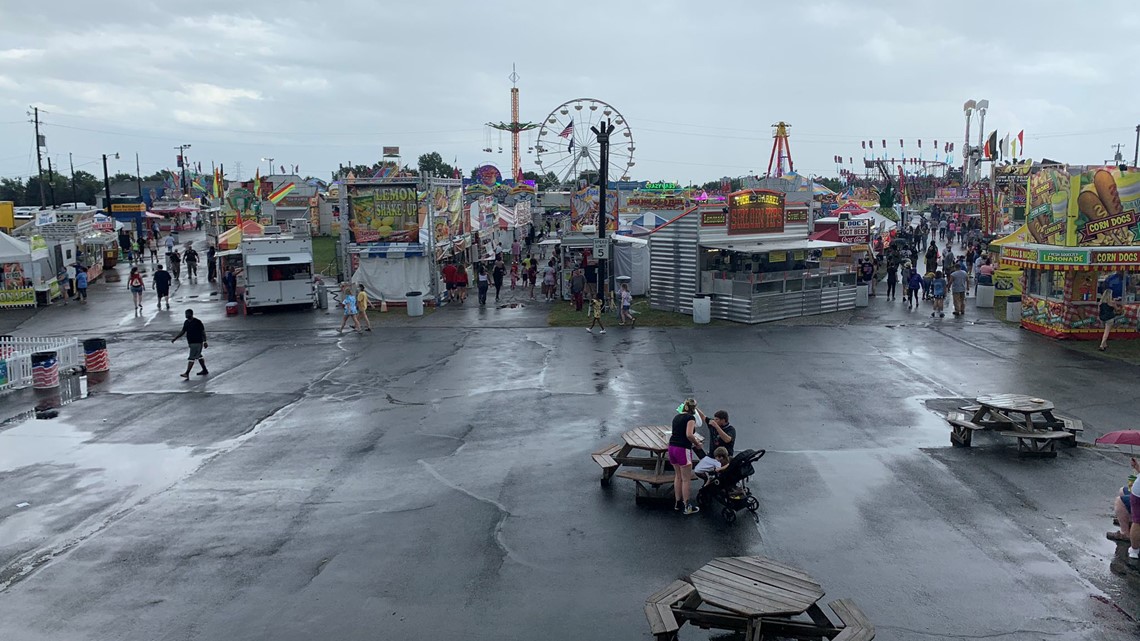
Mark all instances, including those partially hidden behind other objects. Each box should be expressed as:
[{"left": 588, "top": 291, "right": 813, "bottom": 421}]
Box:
[{"left": 2, "top": 0, "right": 1138, "bottom": 185}]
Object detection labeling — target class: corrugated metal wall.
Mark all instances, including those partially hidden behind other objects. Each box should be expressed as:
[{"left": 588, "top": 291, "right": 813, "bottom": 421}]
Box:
[{"left": 649, "top": 212, "right": 698, "bottom": 314}]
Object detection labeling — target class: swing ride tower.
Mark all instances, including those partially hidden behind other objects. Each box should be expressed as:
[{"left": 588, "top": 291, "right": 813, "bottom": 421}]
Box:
[
  {"left": 766, "top": 121, "right": 795, "bottom": 178},
  {"left": 487, "top": 65, "right": 540, "bottom": 181}
]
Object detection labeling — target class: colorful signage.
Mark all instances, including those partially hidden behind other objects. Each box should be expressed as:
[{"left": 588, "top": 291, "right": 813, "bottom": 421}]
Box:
[
  {"left": 1002, "top": 246, "right": 1037, "bottom": 263},
  {"left": 349, "top": 184, "right": 420, "bottom": 243},
  {"left": 1072, "top": 167, "right": 1140, "bottom": 246},
  {"left": 785, "top": 208, "right": 808, "bottom": 223},
  {"left": 700, "top": 211, "right": 726, "bottom": 227},
  {"left": 838, "top": 218, "right": 871, "bottom": 244},
  {"left": 472, "top": 164, "right": 503, "bottom": 187},
  {"left": 111, "top": 203, "right": 146, "bottom": 213},
  {"left": 727, "top": 190, "right": 784, "bottom": 236},
  {"left": 643, "top": 182, "right": 679, "bottom": 191},
  {"left": 382, "top": 146, "right": 400, "bottom": 157},
  {"left": 628, "top": 196, "right": 684, "bottom": 209},
  {"left": 0, "top": 288, "right": 34, "bottom": 307},
  {"left": 1038, "top": 249, "right": 1087, "bottom": 265},
  {"left": 1091, "top": 250, "right": 1140, "bottom": 265}
]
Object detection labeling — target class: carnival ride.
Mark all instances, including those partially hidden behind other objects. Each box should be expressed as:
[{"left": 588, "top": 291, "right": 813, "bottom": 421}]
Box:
[
  {"left": 486, "top": 65, "right": 540, "bottom": 182},
  {"left": 766, "top": 122, "right": 795, "bottom": 178},
  {"left": 535, "top": 98, "right": 635, "bottom": 186}
]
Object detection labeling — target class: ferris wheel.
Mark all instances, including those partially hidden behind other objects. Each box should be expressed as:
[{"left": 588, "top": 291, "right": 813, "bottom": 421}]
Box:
[{"left": 534, "top": 98, "right": 635, "bottom": 186}]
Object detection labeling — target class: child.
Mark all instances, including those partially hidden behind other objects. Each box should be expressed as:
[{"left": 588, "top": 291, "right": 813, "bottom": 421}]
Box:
[
  {"left": 931, "top": 270, "right": 947, "bottom": 318},
  {"left": 356, "top": 286, "right": 373, "bottom": 332},
  {"left": 618, "top": 282, "right": 635, "bottom": 327},
  {"left": 923, "top": 270, "right": 934, "bottom": 301},
  {"left": 694, "top": 447, "right": 731, "bottom": 478},
  {"left": 586, "top": 293, "right": 606, "bottom": 334},
  {"left": 509, "top": 261, "right": 518, "bottom": 290}
]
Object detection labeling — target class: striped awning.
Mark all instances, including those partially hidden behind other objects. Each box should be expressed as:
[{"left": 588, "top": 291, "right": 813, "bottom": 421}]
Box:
[{"left": 349, "top": 243, "right": 426, "bottom": 258}]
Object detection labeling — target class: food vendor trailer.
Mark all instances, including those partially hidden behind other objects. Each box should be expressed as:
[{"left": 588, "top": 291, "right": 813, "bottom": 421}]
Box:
[
  {"left": 240, "top": 221, "right": 315, "bottom": 309},
  {"left": 649, "top": 189, "right": 855, "bottom": 323}
]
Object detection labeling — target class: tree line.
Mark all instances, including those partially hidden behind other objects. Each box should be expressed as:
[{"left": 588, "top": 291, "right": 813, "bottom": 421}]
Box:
[{"left": 0, "top": 171, "right": 171, "bottom": 207}]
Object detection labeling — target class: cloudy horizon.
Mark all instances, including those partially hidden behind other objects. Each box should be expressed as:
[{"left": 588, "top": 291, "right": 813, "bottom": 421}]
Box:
[{"left": 2, "top": 0, "right": 1138, "bottom": 191}]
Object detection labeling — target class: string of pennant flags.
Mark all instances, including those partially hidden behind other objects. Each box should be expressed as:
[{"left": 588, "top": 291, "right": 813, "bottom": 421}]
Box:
[{"left": 840, "top": 131, "right": 1025, "bottom": 163}]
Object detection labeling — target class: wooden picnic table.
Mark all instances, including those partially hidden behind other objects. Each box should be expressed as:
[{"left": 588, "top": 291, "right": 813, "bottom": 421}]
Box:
[
  {"left": 646, "top": 556, "right": 874, "bottom": 640},
  {"left": 592, "top": 426, "right": 686, "bottom": 503},
  {"left": 949, "top": 394, "right": 1082, "bottom": 457}
]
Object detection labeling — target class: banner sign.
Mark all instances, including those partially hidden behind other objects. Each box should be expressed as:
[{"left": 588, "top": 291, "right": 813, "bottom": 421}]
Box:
[
  {"left": 349, "top": 184, "right": 420, "bottom": 243},
  {"left": 700, "top": 211, "right": 726, "bottom": 227},
  {"left": 838, "top": 218, "right": 871, "bottom": 243},
  {"left": 785, "top": 208, "right": 808, "bottom": 223},
  {"left": 1090, "top": 249, "right": 1140, "bottom": 265},
  {"left": 382, "top": 146, "right": 400, "bottom": 157},
  {"left": 0, "top": 287, "right": 35, "bottom": 307},
  {"left": 727, "top": 190, "right": 784, "bottom": 236},
  {"left": 111, "top": 203, "right": 146, "bottom": 212}
]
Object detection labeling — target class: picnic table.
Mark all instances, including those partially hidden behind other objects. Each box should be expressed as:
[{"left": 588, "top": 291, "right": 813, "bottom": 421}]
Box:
[
  {"left": 592, "top": 426, "right": 681, "bottom": 503},
  {"left": 947, "top": 394, "right": 1083, "bottom": 457},
  {"left": 645, "top": 556, "right": 874, "bottom": 640}
]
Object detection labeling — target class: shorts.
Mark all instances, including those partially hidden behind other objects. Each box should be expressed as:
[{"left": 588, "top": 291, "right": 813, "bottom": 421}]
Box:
[
  {"left": 1131, "top": 492, "right": 1140, "bottom": 524},
  {"left": 446, "top": 282, "right": 455, "bottom": 290},
  {"left": 667, "top": 445, "right": 694, "bottom": 467},
  {"left": 130, "top": 286, "right": 143, "bottom": 294},
  {"left": 622, "top": 305, "right": 630, "bottom": 312},
  {"left": 187, "top": 343, "right": 203, "bottom": 361},
  {"left": 76, "top": 288, "right": 87, "bottom": 300},
  {"left": 157, "top": 287, "right": 169, "bottom": 298},
  {"left": 934, "top": 294, "right": 945, "bottom": 300}
]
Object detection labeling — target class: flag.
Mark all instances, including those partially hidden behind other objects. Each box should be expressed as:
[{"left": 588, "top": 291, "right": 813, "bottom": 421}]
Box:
[
  {"left": 254, "top": 167, "right": 261, "bottom": 198},
  {"left": 568, "top": 139, "right": 575, "bottom": 153},
  {"left": 267, "top": 182, "right": 296, "bottom": 204},
  {"left": 213, "top": 168, "right": 222, "bottom": 198},
  {"left": 280, "top": 165, "right": 285, "bottom": 174},
  {"left": 558, "top": 122, "right": 574, "bottom": 138},
  {"left": 1017, "top": 130, "right": 1024, "bottom": 156},
  {"left": 985, "top": 131, "right": 997, "bottom": 159}
]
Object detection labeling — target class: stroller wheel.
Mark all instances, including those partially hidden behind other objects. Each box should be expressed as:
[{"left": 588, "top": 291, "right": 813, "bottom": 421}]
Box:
[
  {"left": 746, "top": 496, "right": 759, "bottom": 512},
  {"left": 722, "top": 508, "right": 737, "bottom": 523}
]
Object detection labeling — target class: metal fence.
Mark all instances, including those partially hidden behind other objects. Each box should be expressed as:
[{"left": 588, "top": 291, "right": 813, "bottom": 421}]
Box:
[{"left": 0, "top": 336, "right": 81, "bottom": 392}]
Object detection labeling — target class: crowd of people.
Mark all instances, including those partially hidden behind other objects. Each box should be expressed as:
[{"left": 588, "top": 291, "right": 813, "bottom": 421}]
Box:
[{"left": 857, "top": 211, "right": 995, "bottom": 319}]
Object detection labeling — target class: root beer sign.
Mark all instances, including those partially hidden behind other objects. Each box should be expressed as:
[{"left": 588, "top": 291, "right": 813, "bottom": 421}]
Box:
[{"left": 727, "top": 189, "right": 784, "bottom": 236}]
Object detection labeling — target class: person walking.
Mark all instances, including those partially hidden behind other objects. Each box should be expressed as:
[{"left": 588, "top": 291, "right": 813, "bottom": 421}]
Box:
[
  {"left": 183, "top": 246, "right": 199, "bottom": 279},
  {"left": 949, "top": 263, "right": 968, "bottom": 316},
  {"left": 542, "top": 260, "right": 557, "bottom": 302},
  {"left": 586, "top": 293, "right": 606, "bottom": 334},
  {"left": 454, "top": 262, "right": 468, "bottom": 303},
  {"left": 153, "top": 264, "right": 172, "bottom": 309},
  {"left": 442, "top": 261, "right": 457, "bottom": 303},
  {"left": 222, "top": 266, "right": 238, "bottom": 303},
  {"left": 476, "top": 263, "right": 490, "bottom": 306},
  {"left": 569, "top": 268, "right": 585, "bottom": 311},
  {"left": 931, "top": 270, "right": 947, "bottom": 318},
  {"left": 906, "top": 268, "right": 922, "bottom": 309},
  {"left": 164, "top": 233, "right": 175, "bottom": 255},
  {"left": 885, "top": 260, "right": 899, "bottom": 302},
  {"left": 669, "top": 399, "right": 702, "bottom": 515},
  {"left": 356, "top": 286, "right": 373, "bottom": 332},
  {"left": 56, "top": 264, "right": 70, "bottom": 305},
  {"left": 169, "top": 250, "right": 182, "bottom": 280},
  {"left": 618, "top": 282, "right": 635, "bottom": 327},
  {"left": 509, "top": 261, "right": 518, "bottom": 291},
  {"left": 171, "top": 309, "right": 208, "bottom": 378},
  {"left": 492, "top": 258, "right": 505, "bottom": 302},
  {"left": 338, "top": 283, "right": 361, "bottom": 333},
  {"left": 527, "top": 259, "right": 538, "bottom": 300},
  {"left": 127, "top": 266, "right": 145, "bottom": 310},
  {"left": 1099, "top": 289, "right": 1121, "bottom": 351},
  {"left": 74, "top": 265, "right": 89, "bottom": 303}
]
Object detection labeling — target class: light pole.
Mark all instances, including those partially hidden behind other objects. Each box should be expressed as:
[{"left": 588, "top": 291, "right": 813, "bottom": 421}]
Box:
[
  {"left": 261, "top": 157, "right": 275, "bottom": 176},
  {"left": 975, "top": 100, "right": 989, "bottom": 183},
  {"left": 102, "top": 152, "right": 119, "bottom": 213},
  {"left": 175, "top": 144, "right": 191, "bottom": 196}
]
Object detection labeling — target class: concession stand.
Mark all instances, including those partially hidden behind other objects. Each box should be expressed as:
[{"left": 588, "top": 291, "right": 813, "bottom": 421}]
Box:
[
  {"left": 1000, "top": 164, "right": 1140, "bottom": 339},
  {"left": 649, "top": 189, "right": 854, "bottom": 323}
]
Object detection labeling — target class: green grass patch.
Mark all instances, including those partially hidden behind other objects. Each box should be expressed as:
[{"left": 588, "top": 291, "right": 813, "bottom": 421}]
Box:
[
  {"left": 312, "top": 236, "right": 337, "bottom": 276},
  {"left": 1064, "top": 335, "right": 1140, "bottom": 365},
  {"left": 547, "top": 297, "right": 727, "bottom": 328}
]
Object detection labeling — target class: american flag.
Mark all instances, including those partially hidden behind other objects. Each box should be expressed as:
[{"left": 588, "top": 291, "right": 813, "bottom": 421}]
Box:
[{"left": 558, "top": 122, "right": 574, "bottom": 138}]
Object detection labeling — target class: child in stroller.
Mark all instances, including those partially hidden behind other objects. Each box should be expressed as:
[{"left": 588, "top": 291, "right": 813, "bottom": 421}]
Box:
[{"left": 696, "top": 448, "right": 766, "bottom": 523}]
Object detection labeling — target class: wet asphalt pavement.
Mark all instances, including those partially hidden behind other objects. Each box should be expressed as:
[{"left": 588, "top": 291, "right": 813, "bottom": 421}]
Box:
[{"left": 0, "top": 238, "right": 1138, "bottom": 640}]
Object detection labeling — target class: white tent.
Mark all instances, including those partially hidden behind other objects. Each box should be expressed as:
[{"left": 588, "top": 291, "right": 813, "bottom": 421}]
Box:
[
  {"left": 0, "top": 232, "right": 32, "bottom": 262},
  {"left": 612, "top": 235, "right": 650, "bottom": 296}
]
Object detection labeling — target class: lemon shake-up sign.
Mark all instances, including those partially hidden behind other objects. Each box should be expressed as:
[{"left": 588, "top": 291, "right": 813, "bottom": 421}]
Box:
[{"left": 350, "top": 185, "right": 420, "bottom": 243}]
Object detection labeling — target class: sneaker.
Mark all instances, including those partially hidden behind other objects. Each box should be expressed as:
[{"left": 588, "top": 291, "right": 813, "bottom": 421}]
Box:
[
  {"left": 675, "top": 500, "right": 684, "bottom": 512},
  {"left": 196, "top": 370, "right": 209, "bottom": 376},
  {"left": 585, "top": 327, "right": 592, "bottom": 333},
  {"left": 931, "top": 312, "right": 935, "bottom": 318},
  {"left": 683, "top": 503, "right": 700, "bottom": 515},
  {"left": 1130, "top": 547, "right": 1140, "bottom": 560},
  {"left": 600, "top": 329, "right": 606, "bottom": 334},
  {"left": 940, "top": 313, "right": 945, "bottom": 318}
]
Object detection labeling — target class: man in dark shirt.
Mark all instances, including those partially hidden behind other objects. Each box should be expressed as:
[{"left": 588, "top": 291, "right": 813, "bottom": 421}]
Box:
[
  {"left": 153, "top": 265, "right": 172, "bottom": 310},
  {"left": 709, "top": 410, "right": 737, "bottom": 456},
  {"left": 171, "top": 308, "right": 208, "bottom": 378},
  {"left": 207, "top": 245, "right": 217, "bottom": 282}
]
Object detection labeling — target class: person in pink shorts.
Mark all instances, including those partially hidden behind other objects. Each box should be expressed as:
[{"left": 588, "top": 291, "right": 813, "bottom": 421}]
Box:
[{"left": 669, "top": 399, "right": 705, "bottom": 514}]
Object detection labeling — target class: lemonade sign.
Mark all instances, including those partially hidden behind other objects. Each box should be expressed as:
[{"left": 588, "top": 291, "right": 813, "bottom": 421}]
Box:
[{"left": 350, "top": 185, "right": 420, "bottom": 243}]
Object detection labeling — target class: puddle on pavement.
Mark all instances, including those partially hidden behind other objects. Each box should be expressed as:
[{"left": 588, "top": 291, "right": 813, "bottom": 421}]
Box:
[{"left": 497, "top": 303, "right": 526, "bottom": 309}]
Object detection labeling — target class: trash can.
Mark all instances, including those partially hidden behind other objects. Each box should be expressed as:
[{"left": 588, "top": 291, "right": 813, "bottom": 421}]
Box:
[
  {"left": 855, "top": 283, "right": 869, "bottom": 307},
  {"left": 976, "top": 284, "right": 995, "bottom": 308},
  {"left": 1005, "top": 295, "right": 1022, "bottom": 322},
  {"left": 31, "top": 351, "right": 60, "bottom": 389},
  {"left": 406, "top": 291, "right": 424, "bottom": 317},
  {"left": 692, "top": 295, "right": 711, "bottom": 324},
  {"left": 316, "top": 283, "right": 328, "bottom": 310}
]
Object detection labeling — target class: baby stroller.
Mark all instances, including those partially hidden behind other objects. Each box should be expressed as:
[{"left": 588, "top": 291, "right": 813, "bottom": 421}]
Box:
[{"left": 697, "top": 449, "right": 766, "bottom": 523}]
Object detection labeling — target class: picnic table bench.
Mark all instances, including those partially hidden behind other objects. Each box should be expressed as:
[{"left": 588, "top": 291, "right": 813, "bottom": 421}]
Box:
[
  {"left": 948, "top": 395, "right": 1079, "bottom": 457},
  {"left": 593, "top": 426, "right": 681, "bottom": 501},
  {"left": 646, "top": 556, "right": 874, "bottom": 640}
]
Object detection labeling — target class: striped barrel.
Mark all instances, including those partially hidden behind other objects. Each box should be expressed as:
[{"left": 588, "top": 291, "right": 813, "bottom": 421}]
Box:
[
  {"left": 31, "top": 351, "right": 59, "bottom": 389},
  {"left": 83, "top": 338, "right": 109, "bottom": 373}
]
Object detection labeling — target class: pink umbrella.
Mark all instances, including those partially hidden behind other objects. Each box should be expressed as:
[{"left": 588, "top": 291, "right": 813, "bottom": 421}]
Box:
[{"left": 1095, "top": 431, "right": 1140, "bottom": 454}]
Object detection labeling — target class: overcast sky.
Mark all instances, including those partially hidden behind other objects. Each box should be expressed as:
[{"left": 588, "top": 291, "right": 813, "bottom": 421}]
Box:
[{"left": 2, "top": 0, "right": 1138, "bottom": 190}]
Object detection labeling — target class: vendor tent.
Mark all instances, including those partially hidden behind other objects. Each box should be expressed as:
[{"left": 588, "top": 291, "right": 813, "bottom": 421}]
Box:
[
  {"left": 831, "top": 201, "right": 870, "bottom": 216},
  {"left": 0, "top": 231, "right": 32, "bottom": 261},
  {"left": 612, "top": 235, "right": 649, "bottom": 296}
]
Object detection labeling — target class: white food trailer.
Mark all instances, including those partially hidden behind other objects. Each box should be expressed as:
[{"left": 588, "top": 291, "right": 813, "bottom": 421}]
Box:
[{"left": 240, "top": 222, "right": 316, "bottom": 309}]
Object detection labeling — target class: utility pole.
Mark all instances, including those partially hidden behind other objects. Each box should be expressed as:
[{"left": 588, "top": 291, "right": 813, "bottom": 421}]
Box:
[
  {"left": 175, "top": 144, "right": 191, "bottom": 196},
  {"left": 590, "top": 119, "right": 615, "bottom": 299},
  {"left": 135, "top": 153, "right": 143, "bottom": 198},
  {"left": 68, "top": 153, "right": 77, "bottom": 204},
  {"left": 32, "top": 106, "right": 46, "bottom": 207},
  {"left": 102, "top": 153, "right": 118, "bottom": 215},
  {"left": 1134, "top": 125, "right": 1139, "bottom": 167}
]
